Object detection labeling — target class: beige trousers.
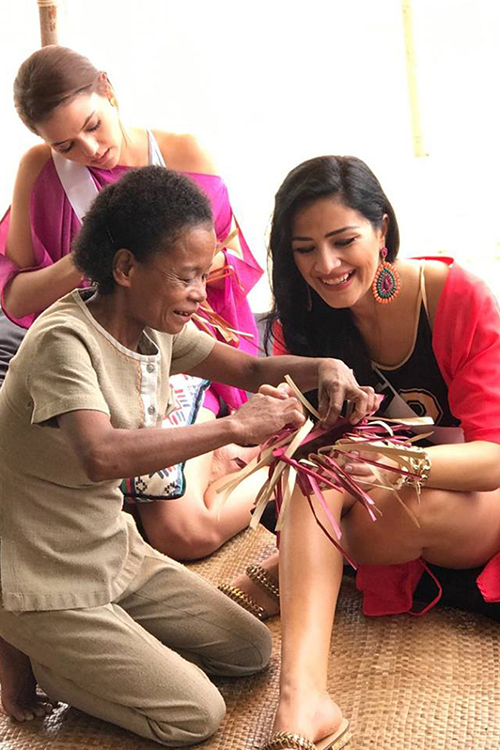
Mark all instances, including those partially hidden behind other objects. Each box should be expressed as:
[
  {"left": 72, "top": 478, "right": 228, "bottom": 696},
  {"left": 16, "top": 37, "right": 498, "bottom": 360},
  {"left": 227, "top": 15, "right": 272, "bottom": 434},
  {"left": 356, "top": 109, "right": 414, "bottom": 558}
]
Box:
[{"left": 0, "top": 548, "right": 272, "bottom": 746}]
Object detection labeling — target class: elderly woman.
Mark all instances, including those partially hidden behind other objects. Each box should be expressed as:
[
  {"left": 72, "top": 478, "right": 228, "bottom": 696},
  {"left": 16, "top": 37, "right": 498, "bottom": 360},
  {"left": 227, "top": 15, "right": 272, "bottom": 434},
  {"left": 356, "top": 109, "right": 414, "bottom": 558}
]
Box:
[
  {"left": 230, "top": 155, "right": 500, "bottom": 750},
  {"left": 0, "top": 166, "right": 373, "bottom": 746},
  {"left": 0, "top": 44, "right": 263, "bottom": 560}
]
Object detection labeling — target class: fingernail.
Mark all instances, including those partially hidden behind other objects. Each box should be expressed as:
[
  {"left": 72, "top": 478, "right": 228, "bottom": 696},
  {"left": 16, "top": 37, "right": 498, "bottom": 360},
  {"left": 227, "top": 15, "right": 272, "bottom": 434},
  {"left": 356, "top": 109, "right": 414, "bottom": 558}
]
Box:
[{"left": 345, "top": 464, "right": 353, "bottom": 472}]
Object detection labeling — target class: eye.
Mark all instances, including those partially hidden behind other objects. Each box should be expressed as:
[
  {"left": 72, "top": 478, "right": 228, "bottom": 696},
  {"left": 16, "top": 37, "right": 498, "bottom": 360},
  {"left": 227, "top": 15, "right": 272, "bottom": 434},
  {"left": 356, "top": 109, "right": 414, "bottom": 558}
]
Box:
[
  {"left": 58, "top": 142, "right": 74, "bottom": 154},
  {"left": 87, "top": 119, "right": 101, "bottom": 133},
  {"left": 293, "top": 246, "right": 315, "bottom": 255},
  {"left": 335, "top": 237, "right": 357, "bottom": 248}
]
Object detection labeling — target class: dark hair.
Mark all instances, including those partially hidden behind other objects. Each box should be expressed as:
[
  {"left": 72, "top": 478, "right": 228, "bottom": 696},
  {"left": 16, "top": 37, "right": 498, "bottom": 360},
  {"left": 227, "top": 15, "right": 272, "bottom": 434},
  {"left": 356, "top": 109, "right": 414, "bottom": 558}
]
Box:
[
  {"left": 14, "top": 46, "right": 102, "bottom": 133},
  {"left": 73, "top": 166, "right": 213, "bottom": 294},
  {"left": 266, "top": 155, "right": 400, "bottom": 385}
]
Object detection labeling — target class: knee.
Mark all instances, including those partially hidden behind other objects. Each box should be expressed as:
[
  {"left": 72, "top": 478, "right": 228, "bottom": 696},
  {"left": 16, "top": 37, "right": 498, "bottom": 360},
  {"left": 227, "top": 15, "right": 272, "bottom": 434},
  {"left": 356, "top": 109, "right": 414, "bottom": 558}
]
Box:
[
  {"left": 190, "top": 691, "right": 226, "bottom": 742},
  {"left": 152, "top": 686, "right": 226, "bottom": 746},
  {"left": 250, "top": 620, "right": 273, "bottom": 670},
  {"left": 225, "top": 616, "right": 273, "bottom": 673}
]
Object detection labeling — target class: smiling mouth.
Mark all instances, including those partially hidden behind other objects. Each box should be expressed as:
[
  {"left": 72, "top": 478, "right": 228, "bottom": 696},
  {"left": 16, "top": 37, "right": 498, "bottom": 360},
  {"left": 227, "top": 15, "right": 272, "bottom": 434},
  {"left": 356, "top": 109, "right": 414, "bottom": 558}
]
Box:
[
  {"left": 320, "top": 270, "right": 355, "bottom": 287},
  {"left": 173, "top": 310, "right": 194, "bottom": 318}
]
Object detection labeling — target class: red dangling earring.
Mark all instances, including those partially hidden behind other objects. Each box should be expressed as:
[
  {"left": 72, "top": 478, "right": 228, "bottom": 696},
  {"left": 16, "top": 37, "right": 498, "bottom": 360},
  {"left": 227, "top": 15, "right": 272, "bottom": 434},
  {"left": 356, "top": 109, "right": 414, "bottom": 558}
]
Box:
[{"left": 372, "top": 248, "right": 400, "bottom": 304}]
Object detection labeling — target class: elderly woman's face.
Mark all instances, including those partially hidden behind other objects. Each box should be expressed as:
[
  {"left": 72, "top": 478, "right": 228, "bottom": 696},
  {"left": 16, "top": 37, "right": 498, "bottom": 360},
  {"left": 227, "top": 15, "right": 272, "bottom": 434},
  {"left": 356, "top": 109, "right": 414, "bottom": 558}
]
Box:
[{"left": 127, "top": 224, "right": 216, "bottom": 334}]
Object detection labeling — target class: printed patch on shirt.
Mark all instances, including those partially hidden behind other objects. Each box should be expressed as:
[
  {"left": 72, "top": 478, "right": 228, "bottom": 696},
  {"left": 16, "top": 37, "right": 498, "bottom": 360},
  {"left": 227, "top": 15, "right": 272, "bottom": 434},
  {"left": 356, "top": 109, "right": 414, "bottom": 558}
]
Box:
[
  {"left": 397, "top": 388, "right": 443, "bottom": 423},
  {"left": 121, "top": 374, "right": 210, "bottom": 502}
]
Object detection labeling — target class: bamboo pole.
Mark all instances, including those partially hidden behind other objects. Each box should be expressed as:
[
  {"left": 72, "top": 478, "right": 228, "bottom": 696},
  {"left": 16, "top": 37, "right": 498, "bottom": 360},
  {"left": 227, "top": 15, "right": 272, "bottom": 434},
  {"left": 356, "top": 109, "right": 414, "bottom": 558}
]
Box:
[
  {"left": 37, "top": 0, "right": 60, "bottom": 46},
  {"left": 401, "top": 0, "right": 428, "bottom": 157}
]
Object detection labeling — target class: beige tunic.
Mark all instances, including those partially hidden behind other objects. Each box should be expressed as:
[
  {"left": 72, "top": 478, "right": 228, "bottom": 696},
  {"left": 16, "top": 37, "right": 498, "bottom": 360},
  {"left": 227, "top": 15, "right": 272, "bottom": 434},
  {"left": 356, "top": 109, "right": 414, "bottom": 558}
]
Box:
[{"left": 0, "top": 289, "right": 215, "bottom": 611}]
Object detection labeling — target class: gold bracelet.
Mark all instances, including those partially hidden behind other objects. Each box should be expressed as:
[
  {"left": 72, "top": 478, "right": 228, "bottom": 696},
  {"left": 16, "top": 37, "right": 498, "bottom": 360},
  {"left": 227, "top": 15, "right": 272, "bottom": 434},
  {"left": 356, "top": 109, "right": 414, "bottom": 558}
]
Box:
[{"left": 395, "top": 447, "right": 431, "bottom": 492}]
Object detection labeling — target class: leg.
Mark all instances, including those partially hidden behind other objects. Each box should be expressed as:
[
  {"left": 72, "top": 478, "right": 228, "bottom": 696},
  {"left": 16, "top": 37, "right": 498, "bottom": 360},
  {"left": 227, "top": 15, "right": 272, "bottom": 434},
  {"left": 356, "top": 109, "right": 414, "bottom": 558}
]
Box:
[
  {"left": 0, "top": 637, "right": 54, "bottom": 721},
  {"left": 220, "top": 502, "right": 280, "bottom": 619},
  {"left": 0, "top": 603, "right": 226, "bottom": 747},
  {"left": 222, "top": 551, "right": 280, "bottom": 619},
  {"left": 118, "top": 548, "right": 272, "bottom": 677},
  {"left": 343, "top": 485, "right": 500, "bottom": 568},
  {"left": 138, "top": 407, "right": 262, "bottom": 560},
  {"left": 273, "top": 485, "right": 347, "bottom": 745},
  {"left": 273, "top": 482, "right": 500, "bottom": 745}
]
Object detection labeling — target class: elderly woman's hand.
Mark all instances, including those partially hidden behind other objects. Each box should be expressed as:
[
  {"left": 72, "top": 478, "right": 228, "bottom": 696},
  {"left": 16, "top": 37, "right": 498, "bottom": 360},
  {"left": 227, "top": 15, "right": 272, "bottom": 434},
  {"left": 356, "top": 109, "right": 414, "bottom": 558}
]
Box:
[
  {"left": 317, "top": 359, "right": 377, "bottom": 427},
  {"left": 228, "top": 387, "right": 305, "bottom": 446}
]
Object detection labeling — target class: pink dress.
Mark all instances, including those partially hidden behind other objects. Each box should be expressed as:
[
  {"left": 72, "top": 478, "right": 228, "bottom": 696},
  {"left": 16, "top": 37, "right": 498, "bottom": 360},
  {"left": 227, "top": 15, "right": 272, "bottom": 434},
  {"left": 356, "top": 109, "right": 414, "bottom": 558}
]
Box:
[{"left": 0, "top": 156, "right": 262, "bottom": 411}]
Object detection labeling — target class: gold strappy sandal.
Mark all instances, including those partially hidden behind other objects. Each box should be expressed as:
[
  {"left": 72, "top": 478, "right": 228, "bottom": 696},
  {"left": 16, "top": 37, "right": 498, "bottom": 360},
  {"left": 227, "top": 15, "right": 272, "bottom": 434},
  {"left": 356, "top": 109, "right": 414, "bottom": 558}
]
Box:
[
  {"left": 262, "top": 719, "right": 351, "bottom": 750},
  {"left": 246, "top": 563, "right": 280, "bottom": 602},
  {"left": 217, "top": 582, "right": 268, "bottom": 620},
  {"left": 218, "top": 564, "right": 280, "bottom": 620}
]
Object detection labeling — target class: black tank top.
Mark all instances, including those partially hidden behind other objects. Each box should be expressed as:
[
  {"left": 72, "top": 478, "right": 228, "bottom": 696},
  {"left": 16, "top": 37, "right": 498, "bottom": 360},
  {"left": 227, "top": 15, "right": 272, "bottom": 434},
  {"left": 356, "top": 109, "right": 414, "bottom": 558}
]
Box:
[{"left": 373, "top": 273, "right": 459, "bottom": 428}]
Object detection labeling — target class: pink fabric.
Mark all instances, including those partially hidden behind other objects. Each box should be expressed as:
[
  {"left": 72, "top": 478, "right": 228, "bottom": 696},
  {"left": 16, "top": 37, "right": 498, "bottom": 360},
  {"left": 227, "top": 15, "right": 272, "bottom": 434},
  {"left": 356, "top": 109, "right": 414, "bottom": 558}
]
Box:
[
  {"left": 431, "top": 259, "right": 500, "bottom": 444},
  {"left": 0, "top": 159, "right": 262, "bottom": 411},
  {"left": 270, "top": 258, "right": 500, "bottom": 614},
  {"left": 356, "top": 560, "right": 426, "bottom": 615}
]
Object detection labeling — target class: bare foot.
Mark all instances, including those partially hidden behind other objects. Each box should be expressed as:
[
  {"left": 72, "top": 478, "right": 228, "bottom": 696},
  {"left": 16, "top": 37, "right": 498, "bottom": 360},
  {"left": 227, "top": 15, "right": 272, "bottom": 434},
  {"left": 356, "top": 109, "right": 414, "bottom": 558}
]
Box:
[
  {"left": 0, "top": 638, "right": 54, "bottom": 721},
  {"left": 272, "top": 685, "right": 344, "bottom": 746},
  {"left": 230, "top": 552, "right": 280, "bottom": 619}
]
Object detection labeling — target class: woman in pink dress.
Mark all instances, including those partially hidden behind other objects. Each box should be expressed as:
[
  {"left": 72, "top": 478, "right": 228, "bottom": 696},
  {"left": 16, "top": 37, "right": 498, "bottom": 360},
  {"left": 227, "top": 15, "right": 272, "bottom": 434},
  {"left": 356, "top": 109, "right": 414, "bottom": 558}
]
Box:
[{"left": 0, "top": 45, "right": 263, "bottom": 561}]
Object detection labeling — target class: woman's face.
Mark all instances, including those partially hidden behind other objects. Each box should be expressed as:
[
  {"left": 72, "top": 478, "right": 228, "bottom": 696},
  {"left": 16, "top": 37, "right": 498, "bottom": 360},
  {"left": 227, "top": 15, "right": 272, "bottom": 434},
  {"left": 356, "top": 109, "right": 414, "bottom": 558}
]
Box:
[
  {"left": 36, "top": 91, "right": 123, "bottom": 169},
  {"left": 124, "top": 224, "right": 216, "bottom": 335},
  {"left": 291, "top": 197, "right": 387, "bottom": 312}
]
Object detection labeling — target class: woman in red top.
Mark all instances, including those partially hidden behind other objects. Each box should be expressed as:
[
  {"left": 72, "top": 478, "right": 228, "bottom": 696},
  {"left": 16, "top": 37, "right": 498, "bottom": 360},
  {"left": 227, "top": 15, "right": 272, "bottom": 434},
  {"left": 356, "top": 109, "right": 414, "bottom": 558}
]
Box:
[{"left": 227, "top": 155, "right": 500, "bottom": 750}]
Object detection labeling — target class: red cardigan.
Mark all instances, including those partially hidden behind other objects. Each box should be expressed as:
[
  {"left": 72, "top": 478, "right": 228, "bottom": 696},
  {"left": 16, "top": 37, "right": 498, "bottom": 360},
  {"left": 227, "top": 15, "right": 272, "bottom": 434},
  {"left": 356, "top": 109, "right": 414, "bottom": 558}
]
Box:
[{"left": 273, "top": 259, "right": 500, "bottom": 614}]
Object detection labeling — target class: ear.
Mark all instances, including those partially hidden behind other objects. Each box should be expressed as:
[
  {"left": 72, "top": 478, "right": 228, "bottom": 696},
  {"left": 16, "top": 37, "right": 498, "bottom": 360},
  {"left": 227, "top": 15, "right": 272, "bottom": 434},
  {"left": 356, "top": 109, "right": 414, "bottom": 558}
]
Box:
[
  {"left": 113, "top": 248, "right": 136, "bottom": 288},
  {"left": 96, "top": 71, "right": 114, "bottom": 100},
  {"left": 379, "top": 213, "right": 389, "bottom": 249}
]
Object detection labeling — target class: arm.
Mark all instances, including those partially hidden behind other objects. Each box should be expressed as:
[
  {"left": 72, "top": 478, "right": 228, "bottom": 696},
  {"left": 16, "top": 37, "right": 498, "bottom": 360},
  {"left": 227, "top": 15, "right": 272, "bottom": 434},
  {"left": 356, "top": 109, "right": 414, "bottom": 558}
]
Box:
[
  {"left": 189, "top": 340, "right": 377, "bottom": 425},
  {"left": 427, "top": 262, "right": 500, "bottom": 492},
  {"left": 2, "top": 145, "right": 83, "bottom": 320},
  {"left": 348, "top": 440, "right": 500, "bottom": 495},
  {"left": 425, "top": 441, "right": 500, "bottom": 492},
  {"left": 57, "top": 390, "right": 305, "bottom": 483}
]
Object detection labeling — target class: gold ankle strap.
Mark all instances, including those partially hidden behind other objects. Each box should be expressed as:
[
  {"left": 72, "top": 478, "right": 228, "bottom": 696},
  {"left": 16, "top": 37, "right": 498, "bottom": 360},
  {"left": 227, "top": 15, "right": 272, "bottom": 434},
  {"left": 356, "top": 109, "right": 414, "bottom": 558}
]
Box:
[
  {"left": 263, "top": 731, "right": 316, "bottom": 750},
  {"left": 246, "top": 564, "right": 280, "bottom": 602},
  {"left": 218, "top": 583, "right": 267, "bottom": 620}
]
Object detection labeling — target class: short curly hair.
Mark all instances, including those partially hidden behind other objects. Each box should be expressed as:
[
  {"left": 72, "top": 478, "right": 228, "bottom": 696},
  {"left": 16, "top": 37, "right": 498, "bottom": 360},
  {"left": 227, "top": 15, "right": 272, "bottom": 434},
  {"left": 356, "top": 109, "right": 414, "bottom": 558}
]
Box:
[{"left": 73, "top": 166, "right": 213, "bottom": 294}]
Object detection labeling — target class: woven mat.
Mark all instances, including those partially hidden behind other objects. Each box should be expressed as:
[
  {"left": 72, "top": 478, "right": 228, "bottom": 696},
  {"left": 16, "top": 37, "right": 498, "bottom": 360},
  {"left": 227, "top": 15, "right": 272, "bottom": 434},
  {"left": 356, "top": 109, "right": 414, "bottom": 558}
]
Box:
[{"left": 1, "top": 526, "right": 500, "bottom": 749}]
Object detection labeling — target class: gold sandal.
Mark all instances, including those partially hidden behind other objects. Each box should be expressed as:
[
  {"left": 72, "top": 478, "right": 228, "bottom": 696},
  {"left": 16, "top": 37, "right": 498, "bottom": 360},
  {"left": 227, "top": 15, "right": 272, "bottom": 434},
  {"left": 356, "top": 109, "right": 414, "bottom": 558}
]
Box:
[
  {"left": 218, "top": 583, "right": 268, "bottom": 620},
  {"left": 218, "top": 564, "right": 280, "bottom": 620},
  {"left": 262, "top": 719, "right": 351, "bottom": 750},
  {"left": 246, "top": 563, "right": 280, "bottom": 603}
]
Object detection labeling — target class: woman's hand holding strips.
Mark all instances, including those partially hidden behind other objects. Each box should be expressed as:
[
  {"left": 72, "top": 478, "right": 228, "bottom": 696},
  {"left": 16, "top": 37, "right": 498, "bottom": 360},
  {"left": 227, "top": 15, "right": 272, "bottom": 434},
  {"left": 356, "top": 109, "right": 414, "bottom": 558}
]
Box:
[{"left": 228, "top": 388, "right": 305, "bottom": 446}]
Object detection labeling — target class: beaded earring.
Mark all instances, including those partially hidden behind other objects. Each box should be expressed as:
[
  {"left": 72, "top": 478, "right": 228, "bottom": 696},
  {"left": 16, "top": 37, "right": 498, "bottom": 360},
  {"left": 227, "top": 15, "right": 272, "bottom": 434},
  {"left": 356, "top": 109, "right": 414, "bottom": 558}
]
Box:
[{"left": 372, "top": 248, "right": 400, "bottom": 304}]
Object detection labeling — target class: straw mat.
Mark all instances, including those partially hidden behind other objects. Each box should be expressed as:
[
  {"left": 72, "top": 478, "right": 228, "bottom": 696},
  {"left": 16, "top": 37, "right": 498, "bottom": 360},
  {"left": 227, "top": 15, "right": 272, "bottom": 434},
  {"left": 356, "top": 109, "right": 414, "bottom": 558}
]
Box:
[{"left": 1, "top": 526, "right": 499, "bottom": 749}]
